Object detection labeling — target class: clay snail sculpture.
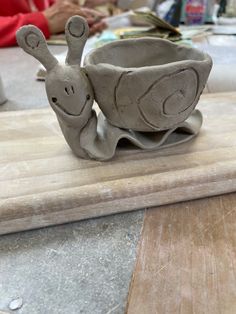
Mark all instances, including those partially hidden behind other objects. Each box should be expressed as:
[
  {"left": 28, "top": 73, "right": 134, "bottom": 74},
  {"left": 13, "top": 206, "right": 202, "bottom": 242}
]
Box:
[{"left": 16, "top": 16, "right": 212, "bottom": 161}]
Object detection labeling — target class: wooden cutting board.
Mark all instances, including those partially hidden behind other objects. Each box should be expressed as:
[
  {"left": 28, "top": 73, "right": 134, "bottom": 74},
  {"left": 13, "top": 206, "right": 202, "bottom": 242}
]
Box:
[
  {"left": 127, "top": 193, "right": 236, "bottom": 314},
  {"left": 1, "top": 92, "right": 236, "bottom": 235}
]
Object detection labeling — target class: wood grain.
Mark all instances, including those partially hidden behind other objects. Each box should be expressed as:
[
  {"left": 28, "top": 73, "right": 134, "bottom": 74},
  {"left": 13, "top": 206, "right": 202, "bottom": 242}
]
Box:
[
  {"left": 127, "top": 193, "right": 236, "bottom": 314},
  {"left": 1, "top": 93, "right": 236, "bottom": 235}
]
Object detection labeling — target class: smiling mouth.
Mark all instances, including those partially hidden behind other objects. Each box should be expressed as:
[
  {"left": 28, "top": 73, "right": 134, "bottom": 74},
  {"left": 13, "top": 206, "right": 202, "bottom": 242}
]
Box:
[{"left": 52, "top": 98, "right": 88, "bottom": 116}]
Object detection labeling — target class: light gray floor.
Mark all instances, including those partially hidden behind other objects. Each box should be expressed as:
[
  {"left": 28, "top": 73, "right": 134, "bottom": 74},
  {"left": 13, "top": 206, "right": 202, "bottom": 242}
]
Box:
[
  {"left": 0, "top": 46, "right": 144, "bottom": 314},
  {"left": 0, "top": 211, "right": 144, "bottom": 314}
]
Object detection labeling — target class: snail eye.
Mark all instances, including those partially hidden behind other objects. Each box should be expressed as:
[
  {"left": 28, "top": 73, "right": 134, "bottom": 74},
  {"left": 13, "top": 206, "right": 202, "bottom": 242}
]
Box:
[
  {"left": 52, "top": 97, "right": 57, "bottom": 103},
  {"left": 86, "top": 94, "right": 91, "bottom": 101}
]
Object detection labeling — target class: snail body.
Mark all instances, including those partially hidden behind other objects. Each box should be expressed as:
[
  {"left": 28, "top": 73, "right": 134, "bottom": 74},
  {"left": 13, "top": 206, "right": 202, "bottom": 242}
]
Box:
[{"left": 16, "top": 16, "right": 212, "bottom": 161}]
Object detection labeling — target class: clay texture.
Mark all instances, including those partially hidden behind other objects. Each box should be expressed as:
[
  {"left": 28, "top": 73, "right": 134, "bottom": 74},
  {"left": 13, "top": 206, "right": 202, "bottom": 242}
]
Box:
[{"left": 16, "top": 16, "right": 212, "bottom": 161}]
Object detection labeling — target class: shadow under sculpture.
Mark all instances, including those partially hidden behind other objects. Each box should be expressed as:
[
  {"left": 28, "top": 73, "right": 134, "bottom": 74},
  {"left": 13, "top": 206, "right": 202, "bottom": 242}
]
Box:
[{"left": 16, "top": 16, "right": 212, "bottom": 161}]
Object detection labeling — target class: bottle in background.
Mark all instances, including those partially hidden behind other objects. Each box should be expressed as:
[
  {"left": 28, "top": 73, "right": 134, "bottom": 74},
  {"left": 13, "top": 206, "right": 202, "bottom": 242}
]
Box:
[
  {"left": 185, "top": 0, "right": 206, "bottom": 25},
  {"left": 164, "top": 0, "right": 183, "bottom": 27}
]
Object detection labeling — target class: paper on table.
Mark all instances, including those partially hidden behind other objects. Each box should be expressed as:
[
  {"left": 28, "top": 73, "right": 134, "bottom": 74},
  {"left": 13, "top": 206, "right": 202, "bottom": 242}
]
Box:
[
  {"left": 119, "top": 11, "right": 181, "bottom": 40},
  {"left": 218, "top": 17, "right": 236, "bottom": 24},
  {"left": 213, "top": 25, "right": 236, "bottom": 35}
]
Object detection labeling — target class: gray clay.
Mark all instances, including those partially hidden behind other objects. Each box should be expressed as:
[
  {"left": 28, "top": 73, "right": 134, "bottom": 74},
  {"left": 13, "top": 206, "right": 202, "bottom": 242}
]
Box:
[{"left": 16, "top": 16, "right": 212, "bottom": 161}]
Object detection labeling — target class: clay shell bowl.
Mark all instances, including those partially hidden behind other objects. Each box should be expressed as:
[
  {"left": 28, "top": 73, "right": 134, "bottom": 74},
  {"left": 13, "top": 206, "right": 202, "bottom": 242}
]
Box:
[{"left": 85, "top": 38, "right": 212, "bottom": 132}]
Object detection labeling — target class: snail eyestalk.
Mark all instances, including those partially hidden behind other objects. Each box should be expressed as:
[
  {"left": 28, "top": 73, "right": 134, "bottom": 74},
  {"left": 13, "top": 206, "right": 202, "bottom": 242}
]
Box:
[
  {"left": 16, "top": 26, "right": 58, "bottom": 72},
  {"left": 65, "top": 16, "right": 89, "bottom": 66}
]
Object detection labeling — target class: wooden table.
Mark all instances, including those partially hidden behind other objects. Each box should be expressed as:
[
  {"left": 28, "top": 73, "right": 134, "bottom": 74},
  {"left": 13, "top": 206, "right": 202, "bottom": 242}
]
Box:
[
  {"left": 127, "top": 192, "right": 236, "bottom": 314},
  {"left": 1, "top": 92, "right": 236, "bottom": 236}
]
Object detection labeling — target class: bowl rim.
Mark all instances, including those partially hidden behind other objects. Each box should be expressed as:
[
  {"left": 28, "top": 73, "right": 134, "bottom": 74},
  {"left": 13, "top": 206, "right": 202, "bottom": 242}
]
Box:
[{"left": 84, "top": 37, "right": 212, "bottom": 70}]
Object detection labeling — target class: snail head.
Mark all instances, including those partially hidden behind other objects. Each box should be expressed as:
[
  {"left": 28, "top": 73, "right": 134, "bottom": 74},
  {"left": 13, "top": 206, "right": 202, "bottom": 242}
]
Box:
[{"left": 16, "top": 16, "right": 94, "bottom": 117}]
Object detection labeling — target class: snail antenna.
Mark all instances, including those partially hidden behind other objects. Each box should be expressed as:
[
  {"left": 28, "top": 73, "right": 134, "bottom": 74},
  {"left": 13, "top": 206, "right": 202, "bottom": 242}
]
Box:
[
  {"left": 65, "top": 16, "right": 89, "bottom": 66},
  {"left": 16, "top": 25, "right": 58, "bottom": 72}
]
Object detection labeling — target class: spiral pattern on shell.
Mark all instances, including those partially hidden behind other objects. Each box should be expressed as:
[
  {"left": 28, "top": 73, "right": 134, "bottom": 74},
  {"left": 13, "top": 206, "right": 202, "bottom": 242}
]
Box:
[{"left": 137, "top": 68, "right": 200, "bottom": 130}]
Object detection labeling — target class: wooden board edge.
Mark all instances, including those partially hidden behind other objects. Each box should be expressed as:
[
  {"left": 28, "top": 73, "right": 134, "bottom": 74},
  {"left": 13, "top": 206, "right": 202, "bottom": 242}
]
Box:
[{"left": 1, "top": 179, "right": 236, "bottom": 235}]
